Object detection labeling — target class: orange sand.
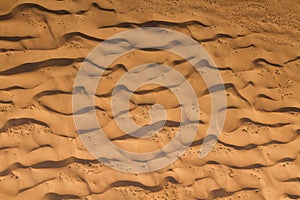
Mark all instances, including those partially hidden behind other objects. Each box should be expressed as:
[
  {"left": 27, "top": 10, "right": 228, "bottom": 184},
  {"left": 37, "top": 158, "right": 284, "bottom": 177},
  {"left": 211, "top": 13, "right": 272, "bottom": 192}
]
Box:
[{"left": 0, "top": 0, "right": 299, "bottom": 199}]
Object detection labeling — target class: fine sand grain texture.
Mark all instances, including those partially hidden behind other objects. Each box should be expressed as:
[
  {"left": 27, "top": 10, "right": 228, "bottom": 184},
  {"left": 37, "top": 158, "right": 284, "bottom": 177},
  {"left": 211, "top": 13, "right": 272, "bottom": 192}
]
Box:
[{"left": 0, "top": 0, "right": 300, "bottom": 199}]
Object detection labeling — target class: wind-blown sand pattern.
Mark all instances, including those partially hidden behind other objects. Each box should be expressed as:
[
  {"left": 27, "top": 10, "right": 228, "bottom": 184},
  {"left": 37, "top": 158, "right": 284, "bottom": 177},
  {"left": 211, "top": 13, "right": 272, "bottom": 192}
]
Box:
[{"left": 0, "top": 0, "right": 300, "bottom": 199}]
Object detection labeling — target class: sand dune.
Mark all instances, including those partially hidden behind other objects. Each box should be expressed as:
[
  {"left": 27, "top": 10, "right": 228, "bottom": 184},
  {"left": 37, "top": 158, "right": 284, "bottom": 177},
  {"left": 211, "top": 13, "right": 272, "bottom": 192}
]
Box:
[{"left": 0, "top": 0, "right": 299, "bottom": 199}]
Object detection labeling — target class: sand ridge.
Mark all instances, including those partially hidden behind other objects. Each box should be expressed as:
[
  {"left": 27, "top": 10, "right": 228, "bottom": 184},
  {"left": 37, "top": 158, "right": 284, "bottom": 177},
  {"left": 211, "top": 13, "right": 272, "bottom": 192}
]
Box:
[{"left": 0, "top": 0, "right": 300, "bottom": 199}]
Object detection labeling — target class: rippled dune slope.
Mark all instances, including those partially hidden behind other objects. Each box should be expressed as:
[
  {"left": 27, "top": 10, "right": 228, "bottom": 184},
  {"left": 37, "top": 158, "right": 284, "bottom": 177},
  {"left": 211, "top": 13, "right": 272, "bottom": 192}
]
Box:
[{"left": 0, "top": 0, "right": 299, "bottom": 199}]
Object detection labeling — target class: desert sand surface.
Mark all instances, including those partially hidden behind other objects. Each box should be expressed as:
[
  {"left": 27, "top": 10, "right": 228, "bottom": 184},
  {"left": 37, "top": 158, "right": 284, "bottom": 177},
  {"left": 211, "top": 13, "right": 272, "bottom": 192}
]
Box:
[{"left": 0, "top": 0, "right": 300, "bottom": 199}]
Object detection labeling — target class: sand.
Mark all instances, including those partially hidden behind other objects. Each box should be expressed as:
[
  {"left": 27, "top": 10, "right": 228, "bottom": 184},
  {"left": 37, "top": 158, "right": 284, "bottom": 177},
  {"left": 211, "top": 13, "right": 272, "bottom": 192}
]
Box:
[{"left": 0, "top": 0, "right": 299, "bottom": 199}]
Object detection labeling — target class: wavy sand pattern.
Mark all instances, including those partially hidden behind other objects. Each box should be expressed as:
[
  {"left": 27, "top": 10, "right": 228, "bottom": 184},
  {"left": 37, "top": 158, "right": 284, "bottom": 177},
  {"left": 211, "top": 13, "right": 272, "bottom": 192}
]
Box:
[{"left": 0, "top": 0, "right": 300, "bottom": 199}]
